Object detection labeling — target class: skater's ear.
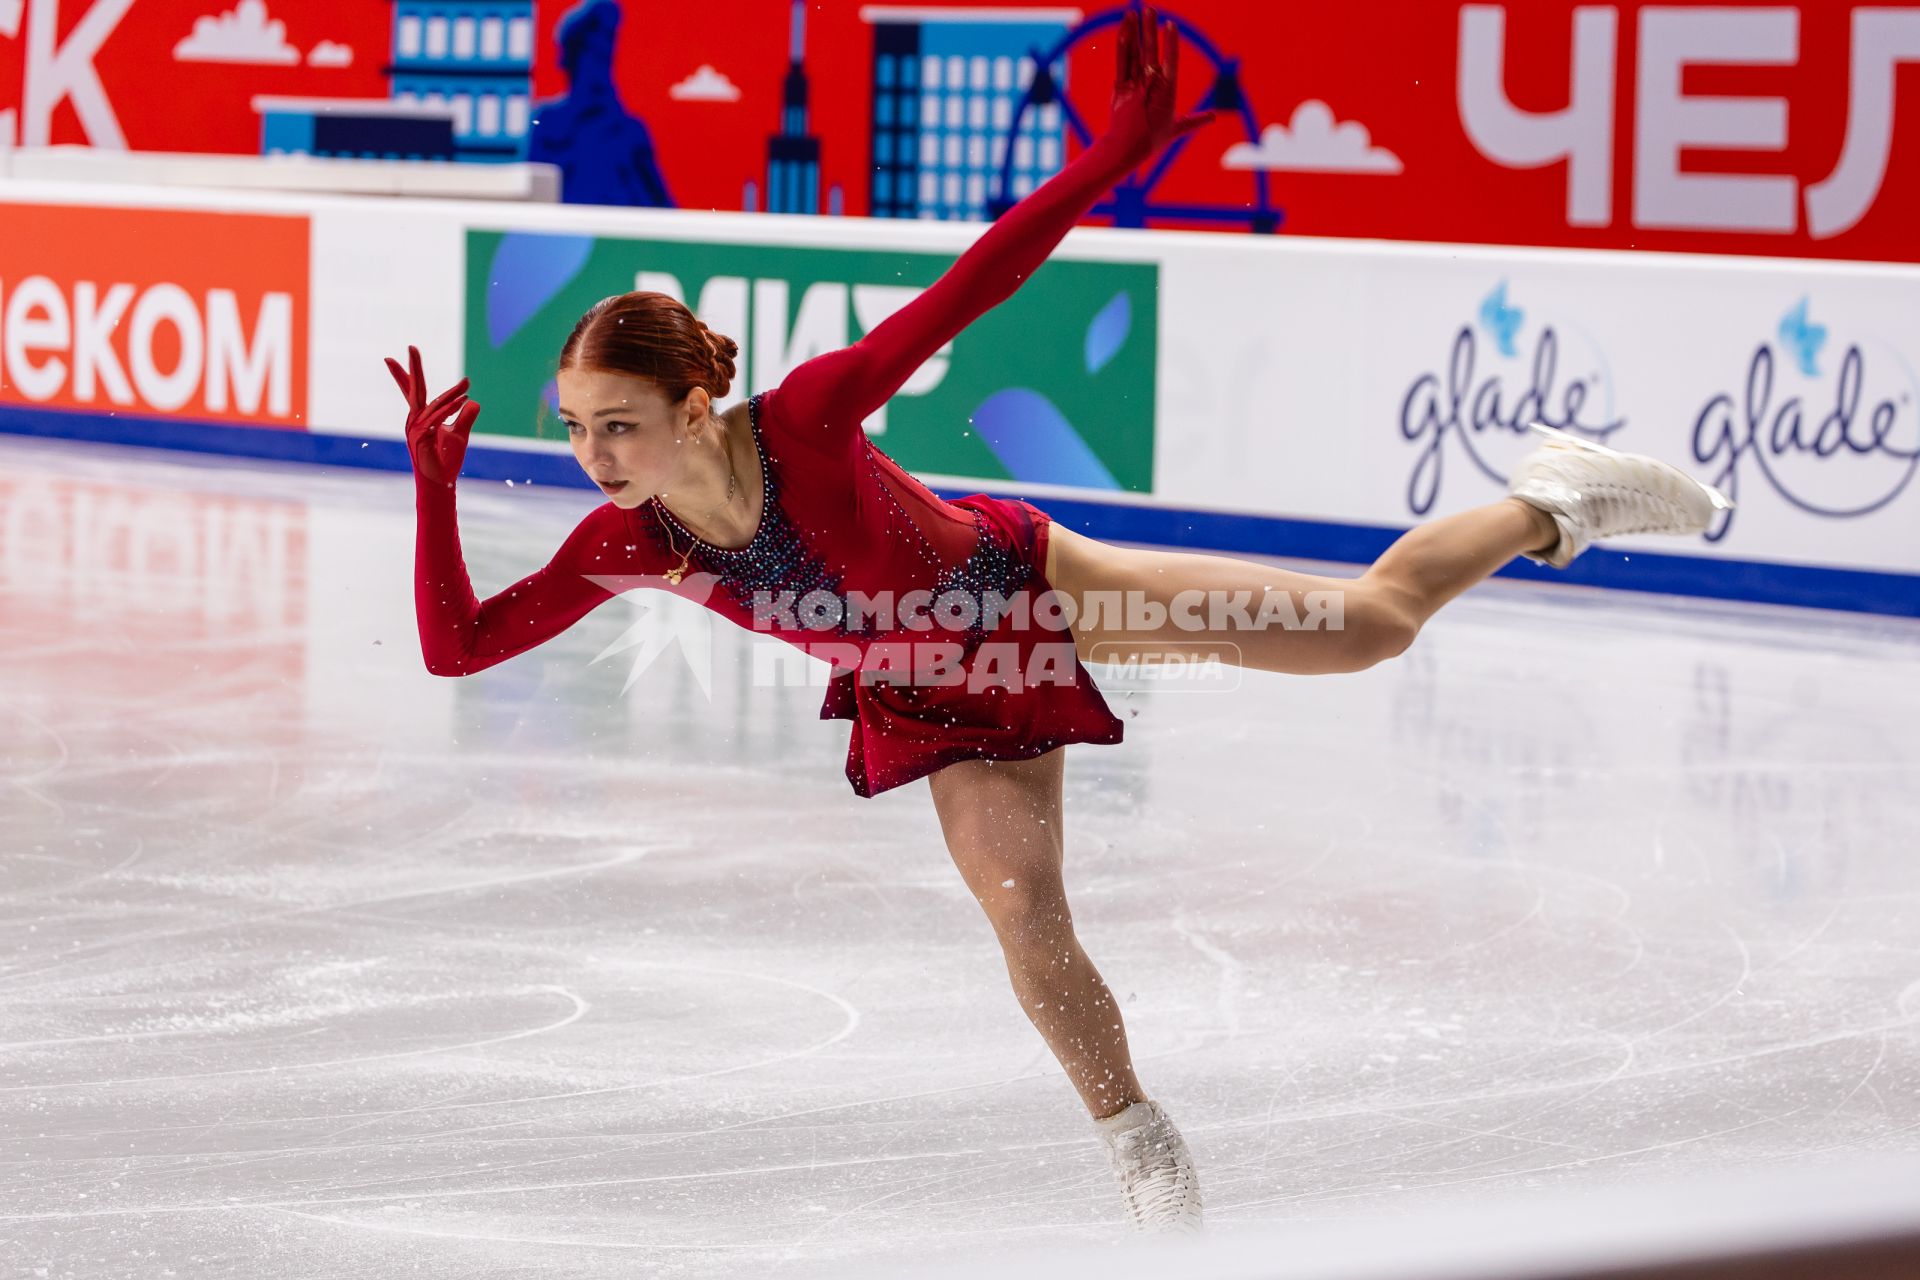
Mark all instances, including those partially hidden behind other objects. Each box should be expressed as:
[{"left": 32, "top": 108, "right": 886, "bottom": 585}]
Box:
[{"left": 682, "top": 385, "right": 712, "bottom": 432}]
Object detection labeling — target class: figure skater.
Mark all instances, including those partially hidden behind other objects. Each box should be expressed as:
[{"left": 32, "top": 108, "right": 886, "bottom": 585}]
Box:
[{"left": 395, "top": 5, "right": 1730, "bottom": 1234}]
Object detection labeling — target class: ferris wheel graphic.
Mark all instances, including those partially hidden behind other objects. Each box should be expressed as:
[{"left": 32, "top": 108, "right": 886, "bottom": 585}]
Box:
[{"left": 987, "top": 3, "right": 1282, "bottom": 234}]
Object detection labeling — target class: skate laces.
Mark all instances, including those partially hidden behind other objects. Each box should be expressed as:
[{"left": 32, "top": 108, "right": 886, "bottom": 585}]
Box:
[{"left": 1110, "top": 1118, "right": 1198, "bottom": 1225}]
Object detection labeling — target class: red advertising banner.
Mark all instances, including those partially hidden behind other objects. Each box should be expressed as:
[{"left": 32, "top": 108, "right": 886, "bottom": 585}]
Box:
[
  {"left": 3, "top": 2, "right": 1916, "bottom": 263},
  {"left": 524, "top": 0, "right": 1920, "bottom": 262},
  {"left": 0, "top": 0, "right": 388, "bottom": 154},
  {"left": 0, "top": 203, "right": 310, "bottom": 425}
]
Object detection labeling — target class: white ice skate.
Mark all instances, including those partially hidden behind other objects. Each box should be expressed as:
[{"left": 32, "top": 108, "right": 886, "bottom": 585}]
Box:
[
  {"left": 1093, "top": 1099, "right": 1203, "bottom": 1234},
  {"left": 1509, "top": 423, "right": 1733, "bottom": 568}
]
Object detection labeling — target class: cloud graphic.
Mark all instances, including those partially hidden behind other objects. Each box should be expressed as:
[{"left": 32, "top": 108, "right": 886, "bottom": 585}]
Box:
[
  {"left": 669, "top": 64, "right": 742, "bottom": 103},
  {"left": 307, "top": 40, "right": 353, "bottom": 68},
  {"left": 1223, "top": 100, "right": 1402, "bottom": 174},
  {"left": 175, "top": 0, "right": 300, "bottom": 65}
]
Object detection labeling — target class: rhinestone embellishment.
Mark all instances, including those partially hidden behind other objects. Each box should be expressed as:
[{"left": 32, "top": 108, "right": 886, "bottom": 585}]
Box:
[{"left": 641, "top": 395, "right": 1034, "bottom": 645}]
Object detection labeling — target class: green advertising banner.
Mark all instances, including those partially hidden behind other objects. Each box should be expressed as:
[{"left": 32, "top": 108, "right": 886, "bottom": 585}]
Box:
[{"left": 465, "top": 230, "right": 1158, "bottom": 494}]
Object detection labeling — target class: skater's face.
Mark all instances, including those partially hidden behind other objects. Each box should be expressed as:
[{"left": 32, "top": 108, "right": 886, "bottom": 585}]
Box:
[{"left": 556, "top": 367, "right": 713, "bottom": 510}]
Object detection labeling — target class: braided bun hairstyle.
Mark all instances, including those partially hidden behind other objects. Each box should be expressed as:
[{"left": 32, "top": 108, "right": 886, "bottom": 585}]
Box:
[{"left": 558, "top": 291, "right": 738, "bottom": 403}]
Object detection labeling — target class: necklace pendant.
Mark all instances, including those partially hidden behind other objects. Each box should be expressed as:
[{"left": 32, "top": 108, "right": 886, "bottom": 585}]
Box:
[{"left": 664, "top": 566, "right": 685, "bottom": 585}]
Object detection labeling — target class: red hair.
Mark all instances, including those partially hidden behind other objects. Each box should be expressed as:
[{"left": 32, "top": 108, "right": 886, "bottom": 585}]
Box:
[{"left": 558, "top": 291, "right": 738, "bottom": 403}]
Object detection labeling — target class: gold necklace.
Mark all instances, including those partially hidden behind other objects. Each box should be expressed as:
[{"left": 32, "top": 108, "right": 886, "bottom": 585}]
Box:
[{"left": 654, "top": 433, "right": 739, "bottom": 586}]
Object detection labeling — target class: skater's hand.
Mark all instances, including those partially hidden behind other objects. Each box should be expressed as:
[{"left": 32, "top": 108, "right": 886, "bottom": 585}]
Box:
[
  {"left": 1101, "top": 4, "right": 1214, "bottom": 168},
  {"left": 386, "top": 345, "right": 481, "bottom": 487}
]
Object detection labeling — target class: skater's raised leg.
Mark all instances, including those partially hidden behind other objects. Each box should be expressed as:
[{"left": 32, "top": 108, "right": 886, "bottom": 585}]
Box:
[{"left": 1044, "top": 425, "right": 1730, "bottom": 678}]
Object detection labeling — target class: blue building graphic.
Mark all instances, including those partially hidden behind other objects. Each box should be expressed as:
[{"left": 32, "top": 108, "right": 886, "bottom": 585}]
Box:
[
  {"left": 255, "top": 1, "right": 534, "bottom": 163},
  {"left": 863, "top": 6, "right": 1077, "bottom": 221},
  {"left": 765, "top": 0, "right": 824, "bottom": 214},
  {"left": 258, "top": 98, "right": 458, "bottom": 161},
  {"left": 390, "top": 1, "right": 536, "bottom": 161}
]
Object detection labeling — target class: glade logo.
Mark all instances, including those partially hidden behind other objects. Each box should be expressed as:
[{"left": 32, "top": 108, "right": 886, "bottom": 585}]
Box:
[
  {"left": 1398, "top": 279, "right": 1625, "bottom": 514},
  {"left": 1691, "top": 297, "right": 1920, "bottom": 540}
]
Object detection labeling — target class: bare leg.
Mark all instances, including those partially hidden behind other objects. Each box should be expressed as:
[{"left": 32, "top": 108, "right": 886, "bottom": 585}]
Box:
[
  {"left": 1364, "top": 497, "right": 1558, "bottom": 624},
  {"left": 1044, "top": 498, "right": 1558, "bottom": 676},
  {"left": 927, "top": 748, "right": 1145, "bottom": 1119}
]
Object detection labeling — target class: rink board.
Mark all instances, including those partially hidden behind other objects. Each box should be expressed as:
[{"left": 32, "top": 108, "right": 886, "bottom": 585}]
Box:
[{"left": 0, "top": 179, "right": 1915, "bottom": 616}]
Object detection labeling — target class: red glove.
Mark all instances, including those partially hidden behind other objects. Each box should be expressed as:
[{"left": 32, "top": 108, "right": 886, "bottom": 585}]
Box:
[
  {"left": 385, "top": 345, "right": 481, "bottom": 488},
  {"left": 1103, "top": 3, "right": 1215, "bottom": 169}
]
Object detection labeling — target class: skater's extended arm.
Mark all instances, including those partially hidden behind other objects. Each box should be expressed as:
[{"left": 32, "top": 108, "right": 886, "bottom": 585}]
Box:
[
  {"left": 395, "top": 348, "right": 621, "bottom": 677},
  {"left": 772, "top": 140, "right": 1136, "bottom": 434},
  {"left": 413, "top": 475, "right": 622, "bottom": 677},
  {"left": 772, "top": 5, "right": 1213, "bottom": 437}
]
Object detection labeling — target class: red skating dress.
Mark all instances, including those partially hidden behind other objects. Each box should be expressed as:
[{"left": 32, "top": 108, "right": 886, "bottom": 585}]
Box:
[{"left": 414, "top": 137, "right": 1138, "bottom": 797}]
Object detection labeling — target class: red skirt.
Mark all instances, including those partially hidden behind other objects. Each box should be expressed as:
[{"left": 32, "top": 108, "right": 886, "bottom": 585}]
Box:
[{"left": 819, "top": 494, "right": 1125, "bottom": 798}]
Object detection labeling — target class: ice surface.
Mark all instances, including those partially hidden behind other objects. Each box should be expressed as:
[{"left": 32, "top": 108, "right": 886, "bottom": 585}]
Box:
[{"left": 3, "top": 436, "right": 1918, "bottom": 1278}]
